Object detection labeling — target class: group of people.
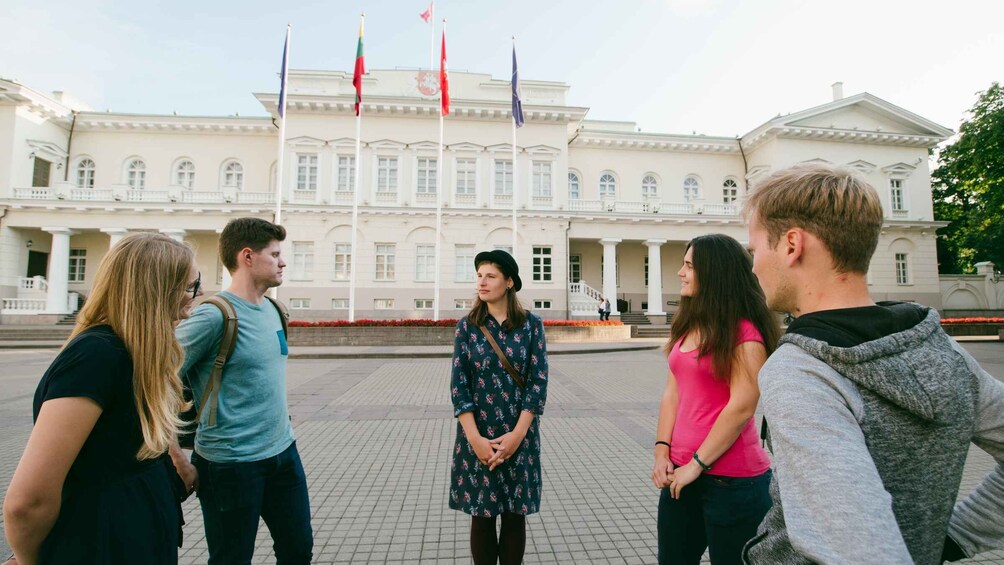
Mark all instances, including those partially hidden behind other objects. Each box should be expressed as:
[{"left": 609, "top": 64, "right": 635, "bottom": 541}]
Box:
[{"left": 2, "top": 162, "right": 1002, "bottom": 565}]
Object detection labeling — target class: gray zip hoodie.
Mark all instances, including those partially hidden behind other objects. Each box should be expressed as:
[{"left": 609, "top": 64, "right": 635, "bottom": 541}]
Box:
[{"left": 743, "top": 304, "right": 1004, "bottom": 564}]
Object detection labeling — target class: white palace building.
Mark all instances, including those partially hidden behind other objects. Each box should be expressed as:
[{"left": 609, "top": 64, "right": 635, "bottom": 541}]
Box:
[{"left": 0, "top": 70, "right": 954, "bottom": 323}]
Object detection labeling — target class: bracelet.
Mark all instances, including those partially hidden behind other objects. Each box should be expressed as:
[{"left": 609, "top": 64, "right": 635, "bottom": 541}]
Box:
[
  {"left": 654, "top": 441, "right": 671, "bottom": 449},
  {"left": 693, "top": 452, "right": 712, "bottom": 471}
]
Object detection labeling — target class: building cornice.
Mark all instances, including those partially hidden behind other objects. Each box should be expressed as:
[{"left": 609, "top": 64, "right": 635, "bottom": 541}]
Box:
[
  {"left": 73, "top": 113, "right": 276, "bottom": 135},
  {"left": 0, "top": 80, "right": 73, "bottom": 124},
  {"left": 571, "top": 130, "right": 740, "bottom": 154}
]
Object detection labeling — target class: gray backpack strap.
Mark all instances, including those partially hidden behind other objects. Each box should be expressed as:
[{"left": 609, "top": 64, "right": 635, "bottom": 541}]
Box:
[{"left": 195, "top": 295, "right": 239, "bottom": 427}]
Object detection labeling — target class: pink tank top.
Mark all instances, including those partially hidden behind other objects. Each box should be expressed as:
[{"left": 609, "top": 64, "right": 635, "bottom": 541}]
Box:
[{"left": 667, "top": 319, "right": 771, "bottom": 477}]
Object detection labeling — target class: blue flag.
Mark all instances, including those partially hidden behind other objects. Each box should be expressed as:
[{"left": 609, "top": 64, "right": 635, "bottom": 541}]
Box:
[
  {"left": 278, "top": 27, "right": 290, "bottom": 118},
  {"left": 511, "top": 46, "right": 524, "bottom": 128}
]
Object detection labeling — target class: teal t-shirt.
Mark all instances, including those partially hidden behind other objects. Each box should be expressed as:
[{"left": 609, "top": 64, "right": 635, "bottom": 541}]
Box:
[{"left": 176, "top": 291, "right": 294, "bottom": 462}]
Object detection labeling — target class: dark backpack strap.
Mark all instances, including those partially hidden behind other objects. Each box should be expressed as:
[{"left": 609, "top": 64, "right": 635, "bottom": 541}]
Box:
[
  {"left": 265, "top": 295, "right": 290, "bottom": 337},
  {"left": 195, "top": 295, "right": 239, "bottom": 428},
  {"left": 479, "top": 325, "right": 526, "bottom": 389}
]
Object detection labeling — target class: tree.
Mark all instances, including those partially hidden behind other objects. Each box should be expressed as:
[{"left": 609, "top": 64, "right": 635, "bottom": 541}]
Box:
[{"left": 932, "top": 82, "right": 1004, "bottom": 274}]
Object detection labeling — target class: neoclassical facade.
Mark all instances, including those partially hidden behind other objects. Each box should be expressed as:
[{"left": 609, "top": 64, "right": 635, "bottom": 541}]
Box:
[{"left": 0, "top": 71, "right": 953, "bottom": 322}]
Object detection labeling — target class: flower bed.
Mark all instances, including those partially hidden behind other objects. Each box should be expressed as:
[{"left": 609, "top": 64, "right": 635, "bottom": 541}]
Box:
[
  {"left": 286, "top": 318, "right": 629, "bottom": 345},
  {"left": 289, "top": 319, "right": 623, "bottom": 328},
  {"left": 940, "top": 318, "right": 1004, "bottom": 337}
]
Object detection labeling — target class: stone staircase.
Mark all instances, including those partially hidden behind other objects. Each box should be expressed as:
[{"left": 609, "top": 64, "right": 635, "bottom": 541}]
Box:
[
  {"left": 618, "top": 312, "right": 651, "bottom": 325},
  {"left": 0, "top": 326, "right": 73, "bottom": 341},
  {"left": 633, "top": 325, "right": 671, "bottom": 338}
]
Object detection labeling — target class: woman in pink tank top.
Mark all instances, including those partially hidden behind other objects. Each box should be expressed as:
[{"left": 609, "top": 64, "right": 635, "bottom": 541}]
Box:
[{"left": 653, "top": 234, "right": 780, "bottom": 565}]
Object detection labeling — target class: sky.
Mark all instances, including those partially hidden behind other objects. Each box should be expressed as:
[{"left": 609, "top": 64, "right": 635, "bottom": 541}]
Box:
[{"left": 2, "top": 0, "right": 1002, "bottom": 138}]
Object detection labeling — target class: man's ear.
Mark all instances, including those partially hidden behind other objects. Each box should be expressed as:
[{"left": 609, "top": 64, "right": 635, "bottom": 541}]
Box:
[
  {"left": 240, "top": 247, "right": 254, "bottom": 265},
  {"left": 783, "top": 229, "right": 805, "bottom": 267}
]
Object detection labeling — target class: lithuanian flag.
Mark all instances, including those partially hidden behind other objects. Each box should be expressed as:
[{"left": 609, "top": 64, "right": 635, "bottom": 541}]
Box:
[{"left": 352, "top": 18, "right": 365, "bottom": 116}]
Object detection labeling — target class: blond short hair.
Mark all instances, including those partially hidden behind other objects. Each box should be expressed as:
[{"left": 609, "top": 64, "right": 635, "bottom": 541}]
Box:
[{"left": 742, "top": 163, "right": 884, "bottom": 274}]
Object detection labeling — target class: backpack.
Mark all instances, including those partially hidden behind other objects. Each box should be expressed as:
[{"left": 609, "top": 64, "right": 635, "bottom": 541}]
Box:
[{"left": 177, "top": 294, "right": 290, "bottom": 449}]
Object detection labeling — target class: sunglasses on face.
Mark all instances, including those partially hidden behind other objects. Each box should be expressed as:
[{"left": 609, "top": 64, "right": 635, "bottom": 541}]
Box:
[{"left": 186, "top": 272, "right": 201, "bottom": 299}]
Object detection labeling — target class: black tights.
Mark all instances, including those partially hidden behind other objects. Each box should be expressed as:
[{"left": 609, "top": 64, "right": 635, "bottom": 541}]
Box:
[{"left": 471, "top": 513, "right": 526, "bottom": 565}]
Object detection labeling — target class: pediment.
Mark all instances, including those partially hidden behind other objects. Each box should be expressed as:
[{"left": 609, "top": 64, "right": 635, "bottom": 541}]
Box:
[
  {"left": 408, "top": 141, "right": 440, "bottom": 151},
  {"left": 485, "top": 143, "right": 515, "bottom": 153},
  {"left": 881, "top": 162, "right": 917, "bottom": 177},
  {"left": 525, "top": 144, "right": 562, "bottom": 156},
  {"left": 328, "top": 137, "right": 357, "bottom": 148},
  {"left": 449, "top": 142, "right": 485, "bottom": 152},
  {"left": 782, "top": 94, "right": 952, "bottom": 137},
  {"left": 847, "top": 160, "right": 876, "bottom": 174},
  {"left": 287, "top": 135, "right": 325, "bottom": 147},
  {"left": 368, "top": 139, "right": 406, "bottom": 150}
]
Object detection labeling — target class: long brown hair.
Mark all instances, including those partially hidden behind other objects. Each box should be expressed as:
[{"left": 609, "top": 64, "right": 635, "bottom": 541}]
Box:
[
  {"left": 466, "top": 262, "right": 527, "bottom": 331},
  {"left": 666, "top": 234, "right": 780, "bottom": 381},
  {"left": 67, "top": 233, "right": 193, "bottom": 460}
]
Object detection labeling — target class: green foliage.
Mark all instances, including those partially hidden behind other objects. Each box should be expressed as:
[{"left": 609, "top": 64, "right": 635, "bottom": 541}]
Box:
[{"left": 932, "top": 82, "right": 1004, "bottom": 274}]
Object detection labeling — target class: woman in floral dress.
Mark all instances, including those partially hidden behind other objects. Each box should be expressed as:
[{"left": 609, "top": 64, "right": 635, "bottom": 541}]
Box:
[{"left": 449, "top": 249, "right": 548, "bottom": 565}]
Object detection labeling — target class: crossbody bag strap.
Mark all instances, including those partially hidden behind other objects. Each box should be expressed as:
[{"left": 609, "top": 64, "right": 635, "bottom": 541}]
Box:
[
  {"left": 195, "top": 295, "right": 239, "bottom": 427},
  {"left": 479, "top": 325, "right": 526, "bottom": 389}
]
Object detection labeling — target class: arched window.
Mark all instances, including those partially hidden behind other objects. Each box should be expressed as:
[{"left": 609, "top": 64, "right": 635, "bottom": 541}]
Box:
[
  {"left": 723, "top": 178, "right": 738, "bottom": 204},
  {"left": 222, "top": 160, "right": 244, "bottom": 190},
  {"left": 599, "top": 173, "right": 616, "bottom": 197},
  {"left": 568, "top": 172, "right": 580, "bottom": 200},
  {"left": 175, "top": 160, "right": 196, "bottom": 189},
  {"left": 126, "top": 159, "right": 146, "bottom": 190},
  {"left": 683, "top": 175, "right": 700, "bottom": 201},
  {"left": 642, "top": 175, "right": 658, "bottom": 198},
  {"left": 76, "top": 158, "right": 95, "bottom": 189}
]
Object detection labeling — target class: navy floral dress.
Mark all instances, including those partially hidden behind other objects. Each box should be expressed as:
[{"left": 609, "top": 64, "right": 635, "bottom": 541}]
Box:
[{"left": 449, "top": 312, "right": 548, "bottom": 517}]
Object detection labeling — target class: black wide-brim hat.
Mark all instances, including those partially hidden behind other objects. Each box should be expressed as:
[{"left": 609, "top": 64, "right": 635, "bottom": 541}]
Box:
[{"left": 474, "top": 249, "right": 522, "bottom": 292}]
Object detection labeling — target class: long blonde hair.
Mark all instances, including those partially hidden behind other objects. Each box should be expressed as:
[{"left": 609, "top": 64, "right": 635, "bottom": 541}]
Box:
[{"left": 67, "top": 233, "right": 192, "bottom": 460}]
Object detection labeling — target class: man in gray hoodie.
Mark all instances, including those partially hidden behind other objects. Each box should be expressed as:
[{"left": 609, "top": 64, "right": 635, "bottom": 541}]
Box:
[{"left": 741, "top": 163, "right": 1004, "bottom": 564}]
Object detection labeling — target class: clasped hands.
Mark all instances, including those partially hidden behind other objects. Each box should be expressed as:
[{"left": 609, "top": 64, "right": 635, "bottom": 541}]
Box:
[
  {"left": 652, "top": 457, "right": 702, "bottom": 499},
  {"left": 470, "top": 431, "right": 524, "bottom": 471}
]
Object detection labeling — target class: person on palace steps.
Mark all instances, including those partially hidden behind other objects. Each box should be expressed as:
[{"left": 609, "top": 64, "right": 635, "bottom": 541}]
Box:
[
  {"left": 741, "top": 163, "right": 1004, "bottom": 564},
  {"left": 171, "top": 217, "right": 313, "bottom": 564}
]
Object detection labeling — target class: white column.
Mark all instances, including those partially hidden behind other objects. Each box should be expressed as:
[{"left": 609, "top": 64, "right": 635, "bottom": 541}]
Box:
[
  {"left": 101, "top": 227, "right": 129, "bottom": 248},
  {"left": 159, "top": 228, "right": 187, "bottom": 243},
  {"left": 43, "top": 227, "right": 74, "bottom": 314},
  {"left": 215, "top": 228, "right": 233, "bottom": 290},
  {"left": 645, "top": 239, "right": 667, "bottom": 315},
  {"left": 600, "top": 238, "right": 621, "bottom": 315}
]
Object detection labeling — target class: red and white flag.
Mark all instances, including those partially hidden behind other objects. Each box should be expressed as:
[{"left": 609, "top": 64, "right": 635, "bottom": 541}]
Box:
[
  {"left": 420, "top": 2, "right": 433, "bottom": 23},
  {"left": 439, "top": 27, "right": 449, "bottom": 116}
]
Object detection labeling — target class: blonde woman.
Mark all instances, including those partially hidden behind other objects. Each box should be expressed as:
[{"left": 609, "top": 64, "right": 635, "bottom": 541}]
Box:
[{"left": 3, "top": 233, "right": 201, "bottom": 565}]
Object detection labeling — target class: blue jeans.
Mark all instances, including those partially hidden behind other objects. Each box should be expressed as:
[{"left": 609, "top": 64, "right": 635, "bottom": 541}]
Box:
[
  {"left": 658, "top": 469, "right": 772, "bottom": 565},
  {"left": 192, "top": 441, "right": 313, "bottom": 565}
]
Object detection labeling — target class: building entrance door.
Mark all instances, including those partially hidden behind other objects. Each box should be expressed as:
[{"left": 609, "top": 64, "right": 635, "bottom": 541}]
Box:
[{"left": 27, "top": 251, "right": 48, "bottom": 278}]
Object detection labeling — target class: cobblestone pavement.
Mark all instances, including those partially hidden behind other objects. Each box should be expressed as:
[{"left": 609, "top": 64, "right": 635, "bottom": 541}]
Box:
[{"left": 1, "top": 343, "right": 1002, "bottom": 564}]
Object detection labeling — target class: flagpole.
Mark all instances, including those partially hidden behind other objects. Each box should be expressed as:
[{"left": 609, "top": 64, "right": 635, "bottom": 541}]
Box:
[
  {"left": 274, "top": 24, "right": 290, "bottom": 227},
  {"left": 434, "top": 19, "right": 446, "bottom": 322},
  {"left": 511, "top": 41, "right": 518, "bottom": 259},
  {"left": 271, "top": 24, "right": 291, "bottom": 301},
  {"left": 349, "top": 13, "right": 364, "bottom": 323}
]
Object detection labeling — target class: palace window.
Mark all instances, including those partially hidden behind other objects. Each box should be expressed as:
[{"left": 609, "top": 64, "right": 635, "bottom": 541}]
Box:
[
  {"left": 723, "top": 178, "right": 738, "bottom": 204},
  {"left": 568, "top": 172, "right": 581, "bottom": 200},
  {"left": 455, "top": 245, "right": 476, "bottom": 282},
  {"left": 296, "top": 154, "right": 318, "bottom": 191},
  {"left": 532, "top": 161, "right": 552, "bottom": 198},
  {"left": 456, "top": 159, "right": 477, "bottom": 195},
  {"left": 222, "top": 161, "right": 243, "bottom": 190},
  {"left": 68, "top": 249, "right": 87, "bottom": 283},
  {"left": 334, "top": 243, "right": 351, "bottom": 280},
  {"left": 291, "top": 242, "right": 314, "bottom": 280},
  {"left": 416, "top": 245, "right": 435, "bottom": 282},
  {"left": 76, "top": 159, "right": 95, "bottom": 189},
  {"left": 375, "top": 244, "right": 395, "bottom": 280},
  {"left": 683, "top": 176, "right": 700, "bottom": 201},
  {"left": 417, "top": 158, "right": 438, "bottom": 194},
  {"left": 494, "top": 160, "right": 513, "bottom": 195},
  {"left": 337, "top": 156, "right": 355, "bottom": 192},
  {"left": 533, "top": 246, "right": 552, "bottom": 282},
  {"left": 377, "top": 157, "right": 398, "bottom": 193},
  {"left": 599, "top": 173, "right": 616, "bottom": 197},
  {"left": 126, "top": 159, "right": 146, "bottom": 190},
  {"left": 175, "top": 160, "right": 195, "bottom": 189},
  {"left": 642, "top": 175, "right": 658, "bottom": 198}
]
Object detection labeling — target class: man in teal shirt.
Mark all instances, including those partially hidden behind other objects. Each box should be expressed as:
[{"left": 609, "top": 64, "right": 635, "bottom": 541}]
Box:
[{"left": 173, "top": 217, "right": 312, "bottom": 564}]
